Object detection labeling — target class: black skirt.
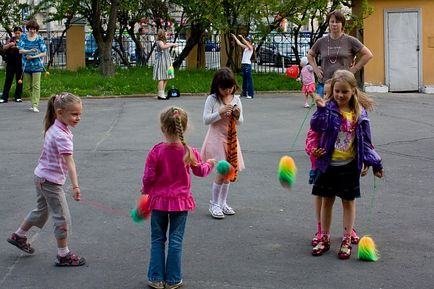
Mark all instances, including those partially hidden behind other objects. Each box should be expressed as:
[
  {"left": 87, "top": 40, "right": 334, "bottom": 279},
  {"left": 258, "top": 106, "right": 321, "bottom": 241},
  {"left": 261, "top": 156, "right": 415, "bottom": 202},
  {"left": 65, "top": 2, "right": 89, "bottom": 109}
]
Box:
[{"left": 312, "top": 159, "right": 360, "bottom": 201}]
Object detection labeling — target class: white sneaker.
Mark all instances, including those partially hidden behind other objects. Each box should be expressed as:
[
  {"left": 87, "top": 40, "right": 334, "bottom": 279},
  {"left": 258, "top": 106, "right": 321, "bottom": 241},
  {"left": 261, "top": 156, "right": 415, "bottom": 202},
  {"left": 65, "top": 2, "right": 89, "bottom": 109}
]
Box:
[
  {"left": 209, "top": 202, "right": 224, "bottom": 219},
  {"left": 304, "top": 103, "right": 310, "bottom": 108},
  {"left": 246, "top": 95, "right": 253, "bottom": 99},
  {"left": 222, "top": 204, "right": 235, "bottom": 215},
  {"left": 32, "top": 107, "right": 39, "bottom": 113},
  {"left": 0, "top": 99, "right": 5, "bottom": 103},
  {"left": 28, "top": 107, "right": 34, "bottom": 111}
]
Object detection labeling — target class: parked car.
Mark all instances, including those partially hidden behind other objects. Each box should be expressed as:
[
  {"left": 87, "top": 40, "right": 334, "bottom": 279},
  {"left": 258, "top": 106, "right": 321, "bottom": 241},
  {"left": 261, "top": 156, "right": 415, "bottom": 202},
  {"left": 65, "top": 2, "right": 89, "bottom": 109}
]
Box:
[
  {"left": 205, "top": 40, "right": 220, "bottom": 52},
  {"left": 85, "top": 34, "right": 98, "bottom": 64},
  {"left": 85, "top": 34, "right": 136, "bottom": 65},
  {"left": 256, "top": 44, "right": 292, "bottom": 67}
]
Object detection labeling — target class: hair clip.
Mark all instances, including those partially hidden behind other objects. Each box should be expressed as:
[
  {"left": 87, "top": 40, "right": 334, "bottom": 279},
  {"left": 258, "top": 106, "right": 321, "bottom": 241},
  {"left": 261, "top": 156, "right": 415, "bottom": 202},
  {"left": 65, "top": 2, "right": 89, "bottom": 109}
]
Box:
[{"left": 172, "top": 108, "right": 180, "bottom": 117}]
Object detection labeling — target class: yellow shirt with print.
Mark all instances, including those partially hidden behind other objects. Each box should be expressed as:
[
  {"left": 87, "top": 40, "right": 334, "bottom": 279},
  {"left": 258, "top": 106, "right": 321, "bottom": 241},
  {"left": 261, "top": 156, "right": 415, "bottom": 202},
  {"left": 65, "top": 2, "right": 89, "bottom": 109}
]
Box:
[{"left": 331, "top": 111, "right": 356, "bottom": 161}]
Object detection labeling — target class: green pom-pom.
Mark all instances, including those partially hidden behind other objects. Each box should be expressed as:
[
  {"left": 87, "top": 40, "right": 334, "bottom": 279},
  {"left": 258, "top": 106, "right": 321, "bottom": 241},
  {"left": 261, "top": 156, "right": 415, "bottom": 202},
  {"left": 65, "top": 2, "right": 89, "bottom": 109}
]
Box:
[
  {"left": 358, "top": 236, "right": 379, "bottom": 261},
  {"left": 278, "top": 156, "right": 297, "bottom": 188},
  {"left": 167, "top": 66, "right": 174, "bottom": 76},
  {"left": 216, "top": 160, "right": 230, "bottom": 175},
  {"left": 131, "top": 208, "right": 144, "bottom": 223}
]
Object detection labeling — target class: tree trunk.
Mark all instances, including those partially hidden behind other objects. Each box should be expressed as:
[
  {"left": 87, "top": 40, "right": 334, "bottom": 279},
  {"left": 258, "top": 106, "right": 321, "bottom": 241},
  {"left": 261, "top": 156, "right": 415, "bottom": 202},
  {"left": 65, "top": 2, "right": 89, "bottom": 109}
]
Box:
[{"left": 99, "top": 44, "right": 115, "bottom": 76}]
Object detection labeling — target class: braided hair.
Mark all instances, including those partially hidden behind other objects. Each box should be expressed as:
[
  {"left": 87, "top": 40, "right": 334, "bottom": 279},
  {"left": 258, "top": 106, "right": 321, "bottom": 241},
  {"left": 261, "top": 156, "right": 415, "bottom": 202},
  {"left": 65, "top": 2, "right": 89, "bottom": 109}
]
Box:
[{"left": 160, "top": 107, "right": 197, "bottom": 166}]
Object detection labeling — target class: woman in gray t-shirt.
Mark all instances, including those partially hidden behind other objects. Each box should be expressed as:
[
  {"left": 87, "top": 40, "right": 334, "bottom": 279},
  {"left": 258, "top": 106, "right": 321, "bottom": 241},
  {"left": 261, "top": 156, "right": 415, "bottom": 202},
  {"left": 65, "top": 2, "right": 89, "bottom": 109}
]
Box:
[{"left": 307, "top": 10, "right": 373, "bottom": 82}]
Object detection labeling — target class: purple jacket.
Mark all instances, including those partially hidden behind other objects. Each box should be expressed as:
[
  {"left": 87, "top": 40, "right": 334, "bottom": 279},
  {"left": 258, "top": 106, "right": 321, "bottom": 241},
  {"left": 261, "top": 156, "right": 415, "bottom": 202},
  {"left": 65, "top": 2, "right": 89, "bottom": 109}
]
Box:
[{"left": 310, "top": 100, "right": 383, "bottom": 173}]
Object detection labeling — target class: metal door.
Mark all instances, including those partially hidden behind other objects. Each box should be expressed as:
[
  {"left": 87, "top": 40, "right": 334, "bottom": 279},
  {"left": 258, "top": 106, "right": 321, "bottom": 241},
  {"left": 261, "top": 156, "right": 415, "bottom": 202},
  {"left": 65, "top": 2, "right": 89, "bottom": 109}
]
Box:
[{"left": 385, "top": 10, "right": 420, "bottom": 91}]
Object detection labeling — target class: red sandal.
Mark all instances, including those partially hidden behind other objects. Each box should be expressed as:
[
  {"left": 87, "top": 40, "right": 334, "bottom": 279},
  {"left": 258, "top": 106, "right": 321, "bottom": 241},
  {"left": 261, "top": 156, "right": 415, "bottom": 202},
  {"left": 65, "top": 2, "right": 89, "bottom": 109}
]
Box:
[
  {"left": 351, "top": 229, "right": 359, "bottom": 245},
  {"left": 338, "top": 237, "right": 352, "bottom": 260},
  {"left": 311, "top": 231, "right": 321, "bottom": 247},
  {"left": 312, "top": 235, "right": 330, "bottom": 256}
]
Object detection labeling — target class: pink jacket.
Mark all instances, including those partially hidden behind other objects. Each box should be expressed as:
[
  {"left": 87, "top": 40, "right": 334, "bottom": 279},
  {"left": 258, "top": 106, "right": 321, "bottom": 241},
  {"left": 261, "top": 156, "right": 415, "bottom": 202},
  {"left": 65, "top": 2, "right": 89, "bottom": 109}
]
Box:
[
  {"left": 305, "top": 128, "right": 320, "bottom": 169},
  {"left": 142, "top": 142, "right": 213, "bottom": 212}
]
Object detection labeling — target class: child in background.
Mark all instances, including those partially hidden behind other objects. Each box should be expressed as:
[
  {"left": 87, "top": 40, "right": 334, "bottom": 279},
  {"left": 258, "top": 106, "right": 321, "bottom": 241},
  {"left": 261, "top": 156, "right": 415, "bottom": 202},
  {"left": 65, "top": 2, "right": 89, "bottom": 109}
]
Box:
[
  {"left": 310, "top": 70, "right": 384, "bottom": 259},
  {"left": 141, "top": 107, "right": 216, "bottom": 289},
  {"left": 201, "top": 67, "right": 245, "bottom": 219},
  {"left": 7, "top": 92, "right": 85, "bottom": 266},
  {"left": 298, "top": 56, "right": 316, "bottom": 108}
]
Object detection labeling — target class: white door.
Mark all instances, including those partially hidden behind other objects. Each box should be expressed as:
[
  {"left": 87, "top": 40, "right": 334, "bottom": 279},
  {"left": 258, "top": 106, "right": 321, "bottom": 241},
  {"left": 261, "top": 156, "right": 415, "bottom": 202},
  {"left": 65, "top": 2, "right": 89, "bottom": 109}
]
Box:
[{"left": 386, "top": 10, "right": 420, "bottom": 91}]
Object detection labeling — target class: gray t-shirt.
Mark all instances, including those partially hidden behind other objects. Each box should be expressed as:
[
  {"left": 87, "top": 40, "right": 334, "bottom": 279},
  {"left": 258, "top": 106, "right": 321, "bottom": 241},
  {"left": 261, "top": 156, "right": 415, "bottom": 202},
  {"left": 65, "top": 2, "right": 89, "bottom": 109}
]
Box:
[{"left": 311, "top": 34, "right": 364, "bottom": 81}]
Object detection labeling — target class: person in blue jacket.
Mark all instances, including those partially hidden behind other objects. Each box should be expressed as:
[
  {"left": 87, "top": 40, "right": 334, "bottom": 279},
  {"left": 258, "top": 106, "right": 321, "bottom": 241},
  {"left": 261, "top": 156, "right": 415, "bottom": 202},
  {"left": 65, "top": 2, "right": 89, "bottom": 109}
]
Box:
[{"left": 18, "top": 20, "right": 47, "bottom": 112}]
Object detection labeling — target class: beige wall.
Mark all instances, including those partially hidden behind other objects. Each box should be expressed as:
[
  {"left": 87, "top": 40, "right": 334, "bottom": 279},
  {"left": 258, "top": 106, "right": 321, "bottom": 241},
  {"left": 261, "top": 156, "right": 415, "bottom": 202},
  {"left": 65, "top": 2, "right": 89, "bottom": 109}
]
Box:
[
  {"left": 364, "top": 0, "right": 434, "bottom": 86},
  {"left": 66, "top": 25, "right": 85, "bottom": 71}
]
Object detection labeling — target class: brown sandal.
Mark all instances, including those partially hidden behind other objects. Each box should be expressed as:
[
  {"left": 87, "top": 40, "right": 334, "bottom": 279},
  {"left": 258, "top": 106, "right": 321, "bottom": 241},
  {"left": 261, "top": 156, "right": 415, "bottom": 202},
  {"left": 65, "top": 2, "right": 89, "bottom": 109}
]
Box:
[
  {"left": 338, "top": 237, "right": 352, "bottom": 259},
  {"left": 312, "top": 235, "right": 330, "bottom": 256}
]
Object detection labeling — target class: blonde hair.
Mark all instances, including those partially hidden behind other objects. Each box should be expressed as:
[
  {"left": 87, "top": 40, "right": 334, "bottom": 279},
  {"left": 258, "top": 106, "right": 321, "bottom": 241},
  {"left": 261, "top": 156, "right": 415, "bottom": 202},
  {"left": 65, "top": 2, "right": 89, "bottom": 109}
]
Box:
[
  {"left": 44, "top": 92, "right": 81, "bottom": 134},
  {"left": 330, "top": 70, "right": 375, "bottom": 119},
  {"left": 157, "top": 29, "right": 167, "bottom": 42},
  {"left": 160, "top": 107, "right": 197, "bottom": 166}
]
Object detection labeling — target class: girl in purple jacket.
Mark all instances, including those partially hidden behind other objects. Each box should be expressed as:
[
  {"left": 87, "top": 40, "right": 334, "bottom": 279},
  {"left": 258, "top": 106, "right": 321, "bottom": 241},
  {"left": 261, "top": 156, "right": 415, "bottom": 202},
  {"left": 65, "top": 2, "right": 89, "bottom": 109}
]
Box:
[
  {"left": 310, "top": 70, "right": 384, "bottom": 260},
  {"left": 142, "top": 107, "right": 216, "bottom": 289}
]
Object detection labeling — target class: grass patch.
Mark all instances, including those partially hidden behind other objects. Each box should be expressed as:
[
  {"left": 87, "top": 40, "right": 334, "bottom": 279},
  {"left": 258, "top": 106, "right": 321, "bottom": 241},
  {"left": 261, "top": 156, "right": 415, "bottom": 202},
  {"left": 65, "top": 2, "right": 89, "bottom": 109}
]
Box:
[{"left": 0, "top": 66, "right": 301, "bottom": 98}]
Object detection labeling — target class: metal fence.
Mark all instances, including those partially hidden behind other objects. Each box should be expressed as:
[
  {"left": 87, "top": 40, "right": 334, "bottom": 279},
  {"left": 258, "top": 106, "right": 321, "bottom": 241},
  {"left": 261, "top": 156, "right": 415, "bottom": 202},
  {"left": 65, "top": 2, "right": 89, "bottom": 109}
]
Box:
[{"left": 1, "top": 31, "right": 311, "bottom": 73}]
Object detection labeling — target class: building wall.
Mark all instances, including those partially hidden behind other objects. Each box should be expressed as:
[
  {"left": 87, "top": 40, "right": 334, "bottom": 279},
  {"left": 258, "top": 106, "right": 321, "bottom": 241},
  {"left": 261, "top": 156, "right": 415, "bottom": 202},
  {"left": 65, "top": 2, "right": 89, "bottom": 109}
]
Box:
[{"left": 364, "top": 0, "right": 434, "bottom": 88}]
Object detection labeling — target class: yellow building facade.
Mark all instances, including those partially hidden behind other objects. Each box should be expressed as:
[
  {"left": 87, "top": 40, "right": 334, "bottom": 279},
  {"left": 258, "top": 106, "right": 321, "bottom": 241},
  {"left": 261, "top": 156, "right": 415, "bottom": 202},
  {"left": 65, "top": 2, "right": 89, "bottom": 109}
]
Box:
[{"left": 359, "top": 0, "right": 434, "bottom": 93}]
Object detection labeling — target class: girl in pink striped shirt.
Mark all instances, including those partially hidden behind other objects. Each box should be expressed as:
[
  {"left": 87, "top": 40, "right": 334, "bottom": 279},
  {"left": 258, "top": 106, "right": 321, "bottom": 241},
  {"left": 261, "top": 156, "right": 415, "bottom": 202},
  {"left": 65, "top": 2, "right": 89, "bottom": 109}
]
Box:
[
  {"left": 7, "top": 92, "right": 86, "bottom": 267},
  {"left": 142, "top": 107, "right": 216, "bottom": 289},
  {"left": 298, "top": 56, "right": 316, "bottom": 108}
]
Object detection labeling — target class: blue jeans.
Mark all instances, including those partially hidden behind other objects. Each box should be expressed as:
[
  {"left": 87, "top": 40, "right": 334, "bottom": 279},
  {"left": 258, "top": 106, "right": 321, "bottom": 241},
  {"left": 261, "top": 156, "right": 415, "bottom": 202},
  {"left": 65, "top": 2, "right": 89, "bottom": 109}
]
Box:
[
  {"left": 316, "top": 82, "right": 324, "bottom": 98},
  {"left": 242, "top": 64, "right": 254, "bottom": 97},
  {"left": 148, "top": 210, "right": 188, "bottom": 285}
]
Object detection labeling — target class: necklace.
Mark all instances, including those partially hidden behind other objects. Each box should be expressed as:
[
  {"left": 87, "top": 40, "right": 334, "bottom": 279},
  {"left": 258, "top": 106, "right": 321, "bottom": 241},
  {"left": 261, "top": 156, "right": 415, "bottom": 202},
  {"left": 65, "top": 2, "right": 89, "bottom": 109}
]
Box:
[{"left": 327, "top": 35, "right": 342, "bottom": 64}]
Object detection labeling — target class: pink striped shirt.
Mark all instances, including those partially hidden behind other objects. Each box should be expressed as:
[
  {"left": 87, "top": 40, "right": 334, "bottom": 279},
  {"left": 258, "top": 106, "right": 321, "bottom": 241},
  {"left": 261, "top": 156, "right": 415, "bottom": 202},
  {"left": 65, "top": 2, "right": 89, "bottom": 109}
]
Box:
[
  {"left": 34, "top": 119, "right": 73, "bottom": 185},
  {"left": 142, "top": 142, "right": 213, "bottom": 212},
  {"left": 300, "top": 65, "right": 315, "bottom": 85}
]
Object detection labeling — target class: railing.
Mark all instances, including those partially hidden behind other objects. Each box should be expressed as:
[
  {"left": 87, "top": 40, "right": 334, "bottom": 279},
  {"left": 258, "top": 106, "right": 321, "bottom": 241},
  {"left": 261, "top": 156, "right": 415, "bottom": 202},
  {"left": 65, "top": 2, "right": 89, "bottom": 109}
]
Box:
[{"left": 1, "top": 31, "right": 311, "bottom": 73}]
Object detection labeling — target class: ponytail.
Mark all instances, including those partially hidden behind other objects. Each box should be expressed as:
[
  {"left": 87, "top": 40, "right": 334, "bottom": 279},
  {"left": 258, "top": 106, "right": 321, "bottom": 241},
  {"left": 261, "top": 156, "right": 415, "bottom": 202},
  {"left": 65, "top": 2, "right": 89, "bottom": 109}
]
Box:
[{"left": 44, "top": 96, "right": 57, "bottom": 135}]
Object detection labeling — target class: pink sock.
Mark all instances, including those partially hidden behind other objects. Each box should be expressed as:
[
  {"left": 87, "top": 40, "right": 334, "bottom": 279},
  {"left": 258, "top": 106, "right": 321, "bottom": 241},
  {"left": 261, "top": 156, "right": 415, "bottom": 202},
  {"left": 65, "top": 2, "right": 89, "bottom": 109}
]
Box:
[
  {"left": 15, "top": 228, "right": 27, "bottom": 237},
  {"left": 317, "top": 222, "right": 322, "bottom": 234}
]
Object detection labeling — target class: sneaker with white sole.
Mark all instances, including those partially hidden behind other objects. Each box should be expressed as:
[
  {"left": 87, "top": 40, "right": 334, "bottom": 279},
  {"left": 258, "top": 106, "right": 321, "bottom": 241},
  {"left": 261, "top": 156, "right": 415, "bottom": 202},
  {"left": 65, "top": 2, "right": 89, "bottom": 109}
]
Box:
[
  {"left": 166, "top": 280, "right": 183, "bottom": 289},
  {"left": 246, "top": 95, "right": 253, "bottom": 99},
  {"left": 209, "top": 202, "right": 224, "bottom": 219},
  {"left": 304, "top": 103, "right": 310, "bottom": 108},
  {"left": 222, "top": 204, "right": 235, "bottom": 215},
  {"left": 147, "top": 280, "right": 165, "bottom": 289},
  {"left": 32, "top": 107, "right": 39, "bottom": 113}
]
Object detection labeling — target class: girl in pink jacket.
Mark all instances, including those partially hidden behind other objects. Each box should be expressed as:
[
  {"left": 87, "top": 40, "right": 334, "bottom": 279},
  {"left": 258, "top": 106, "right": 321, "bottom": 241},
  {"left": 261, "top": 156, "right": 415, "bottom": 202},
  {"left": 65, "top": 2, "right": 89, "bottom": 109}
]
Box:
[{"left": 141, "top": 106, "right": 216, "bottom": 289}]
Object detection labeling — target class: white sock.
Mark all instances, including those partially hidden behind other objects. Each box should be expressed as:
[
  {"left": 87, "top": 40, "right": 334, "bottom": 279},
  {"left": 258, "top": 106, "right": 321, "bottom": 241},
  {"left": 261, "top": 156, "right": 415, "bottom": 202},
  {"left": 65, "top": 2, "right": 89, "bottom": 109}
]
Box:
[
  {"left": 15, "top": 228, "right": 28, "bottom": 237},
  {"left": 211, "top": 182, "right": 222, "bottom": 205},
  {"left": 158, "top": 90, "right": 166, "bottom": 98},
  {"left": 58, "top": 246, "right": 70, "bottom": 257},
  {"left": 219, "top": 183, "right": 230, "bottom": 207}
]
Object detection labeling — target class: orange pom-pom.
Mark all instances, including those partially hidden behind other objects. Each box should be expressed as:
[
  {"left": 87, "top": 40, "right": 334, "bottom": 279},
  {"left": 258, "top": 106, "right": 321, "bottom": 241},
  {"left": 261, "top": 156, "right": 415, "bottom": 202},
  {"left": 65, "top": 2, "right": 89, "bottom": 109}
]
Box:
[
  {"left": 226, "top": 165, "right": 236, "bottom": 181},
  {"left": 18, "top": 79, "right": 23, "bottom": 84},
  {"left": 136, "top": 194, "right": 151, "bottom": 219}
]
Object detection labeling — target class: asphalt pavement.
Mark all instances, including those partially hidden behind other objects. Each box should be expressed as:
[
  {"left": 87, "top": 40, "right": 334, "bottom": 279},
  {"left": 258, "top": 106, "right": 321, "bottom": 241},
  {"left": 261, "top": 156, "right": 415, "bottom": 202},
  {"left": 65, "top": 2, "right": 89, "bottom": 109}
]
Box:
[{"left": 0, "top": 92, "right": 433, "bottom": 289}]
